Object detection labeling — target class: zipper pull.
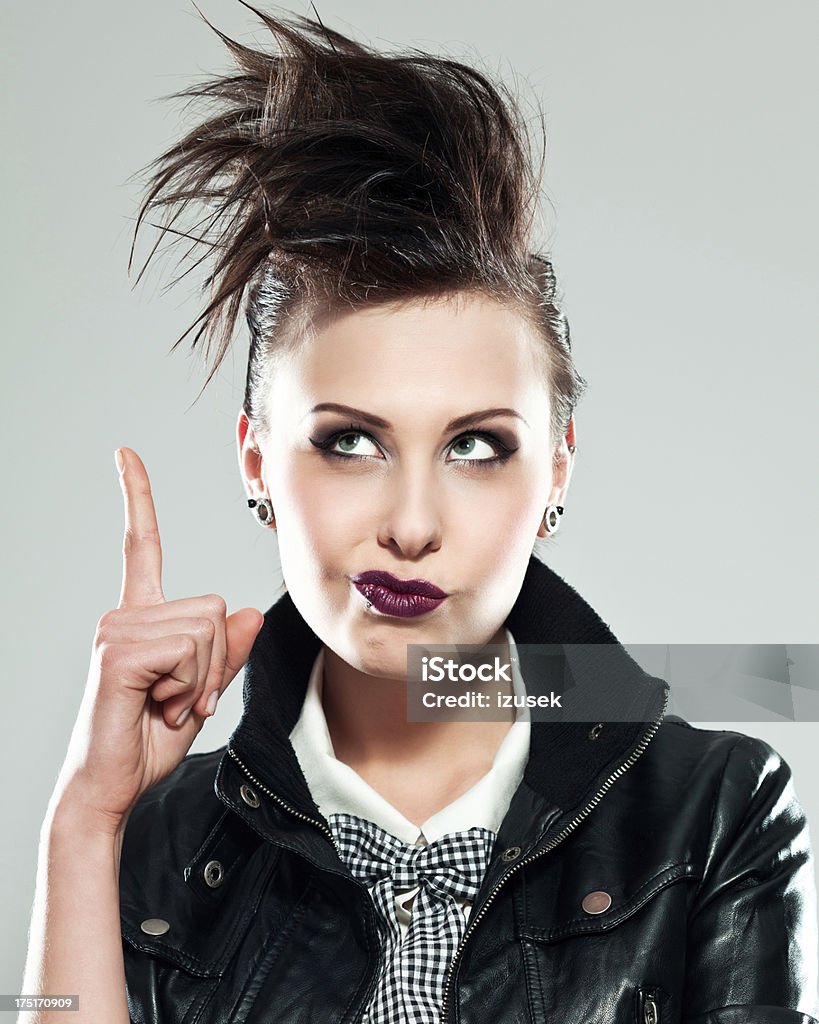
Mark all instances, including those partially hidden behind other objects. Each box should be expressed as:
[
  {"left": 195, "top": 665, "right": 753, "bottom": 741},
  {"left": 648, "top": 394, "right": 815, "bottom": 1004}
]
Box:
[{"left": 643, "top": 989, "right": 660, "bottom": 1024}]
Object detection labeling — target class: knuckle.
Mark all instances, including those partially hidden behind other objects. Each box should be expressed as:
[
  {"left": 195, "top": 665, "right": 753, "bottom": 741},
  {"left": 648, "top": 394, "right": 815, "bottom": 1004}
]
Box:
[
  {"left": 97, "top": 641, "right": 120, "bottom": 672},
  {"left": 195, "top": 617, "right": 216, "bottom": 639},
  {"left": 95, "top": 610, "right": 118, "bottom": 640},
  {"left": 123, "top": 526, "right": 160, "bottom": 552},
  {"left": 97, "top": 609, "right": 118, "bottom": 629},
  {"left": 181, "top": 634, "right": 199, "bottom": 660},
  {"left": 203, "top": 593, "right": 227, "bottom": 618}
]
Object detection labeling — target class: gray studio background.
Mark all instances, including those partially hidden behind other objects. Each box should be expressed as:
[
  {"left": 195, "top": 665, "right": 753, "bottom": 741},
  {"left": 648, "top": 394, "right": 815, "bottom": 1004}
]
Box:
[{"left": 3, "top": 0, "right": 817, "bottom": 992}]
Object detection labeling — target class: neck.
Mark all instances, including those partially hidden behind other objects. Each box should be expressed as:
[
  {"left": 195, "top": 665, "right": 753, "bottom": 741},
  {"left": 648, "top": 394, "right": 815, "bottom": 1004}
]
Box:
[{"left": 320, "top": 624, "right": 517, "bottom": 777}]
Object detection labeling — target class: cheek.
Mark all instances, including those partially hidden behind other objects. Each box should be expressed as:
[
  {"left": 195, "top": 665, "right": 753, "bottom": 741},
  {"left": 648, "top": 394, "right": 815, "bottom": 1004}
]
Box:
[
  {"left": 279, "top": 458, "right": 374, "bottom": 545},
  {"left": 455, "top": 470, "right": 545, "bottom": 537}
]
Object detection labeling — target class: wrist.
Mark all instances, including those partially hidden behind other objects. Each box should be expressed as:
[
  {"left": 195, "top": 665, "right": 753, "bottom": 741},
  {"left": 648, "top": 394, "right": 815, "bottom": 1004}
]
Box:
[{"left": 45, "top": 791, "right": 130, "bottom": 849}]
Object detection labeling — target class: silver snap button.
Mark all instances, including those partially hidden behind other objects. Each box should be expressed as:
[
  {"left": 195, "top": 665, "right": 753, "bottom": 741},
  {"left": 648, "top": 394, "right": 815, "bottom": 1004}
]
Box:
[
  {"left": 203, "top": 859, "right": 225, "bottom": 888},
  {"left": 240, "top": 783, "right": 260, "bottom": 808},
  {"left": 581, "top": 889, "right": 612, "bottom": 914},
  {"left": 588, "top": 722, "right": 605, "bottom": 740},
  {"left": 140, "top": 917, "right": 170, "bottom": 935},
  {"left": 501, "top": 846, "right": 521, "bottom": 862}
]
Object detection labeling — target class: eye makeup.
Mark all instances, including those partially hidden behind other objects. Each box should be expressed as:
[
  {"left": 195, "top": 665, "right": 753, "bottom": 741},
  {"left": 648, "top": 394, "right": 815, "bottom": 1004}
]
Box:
[{"left": 308, "top": 420, "right": 520, "bottom": 467}]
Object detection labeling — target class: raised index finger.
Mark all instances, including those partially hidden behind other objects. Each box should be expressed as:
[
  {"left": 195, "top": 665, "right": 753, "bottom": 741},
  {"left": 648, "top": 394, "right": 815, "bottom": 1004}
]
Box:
[{"left": 117, "top": 447, "right": 165, "bottom": 608}]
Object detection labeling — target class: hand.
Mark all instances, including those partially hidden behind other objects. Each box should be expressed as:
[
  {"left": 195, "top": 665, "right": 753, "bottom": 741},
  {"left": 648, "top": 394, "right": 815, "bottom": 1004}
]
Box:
[{"left": 52, "top": 447, "right": 264, "bottom": 837}]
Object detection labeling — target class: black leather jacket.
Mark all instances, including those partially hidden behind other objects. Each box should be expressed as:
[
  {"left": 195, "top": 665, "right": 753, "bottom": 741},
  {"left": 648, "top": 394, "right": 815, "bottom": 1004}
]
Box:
[{"left": 119, "top": 556, "right": 819, "bottom": 1023}]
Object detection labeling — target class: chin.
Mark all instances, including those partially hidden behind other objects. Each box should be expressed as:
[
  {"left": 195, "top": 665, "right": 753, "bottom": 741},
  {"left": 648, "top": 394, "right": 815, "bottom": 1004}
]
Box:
[{"left": 351, "top": 647, "right": 408, "bottom": 681}]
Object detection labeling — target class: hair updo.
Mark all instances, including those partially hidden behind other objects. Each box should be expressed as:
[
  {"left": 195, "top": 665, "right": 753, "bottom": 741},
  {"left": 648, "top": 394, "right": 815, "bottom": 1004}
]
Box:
[{"left": 129, "top": 1, "right": 588, "bottom": 459}]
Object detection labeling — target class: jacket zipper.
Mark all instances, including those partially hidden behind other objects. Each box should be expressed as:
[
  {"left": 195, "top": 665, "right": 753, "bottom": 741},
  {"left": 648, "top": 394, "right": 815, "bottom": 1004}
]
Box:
[
  {"left": 641, "top": 988, "right": 660, "bottom": 1023},
  {"left": 224, "top": 747, "right": 385, "bottom": 1021},
  {"left": 438, "top": 684, "right": 670, "bottom": 1024},
  {"left": 226, "top": 745, "right": 340, "bottom": 848}
]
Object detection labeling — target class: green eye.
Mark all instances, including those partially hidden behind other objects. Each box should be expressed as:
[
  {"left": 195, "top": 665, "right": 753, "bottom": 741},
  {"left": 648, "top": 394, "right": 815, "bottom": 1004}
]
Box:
[
  {"left": 449, "top": 436, "right": 498, "bottom": 461},
  {"left": 335, "top": 433, "right": 379, "bottom": 456}
]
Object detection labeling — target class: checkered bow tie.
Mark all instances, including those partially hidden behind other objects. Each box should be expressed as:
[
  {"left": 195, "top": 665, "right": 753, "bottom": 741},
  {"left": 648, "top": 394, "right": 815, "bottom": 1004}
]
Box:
[
  {"left": 328, "top": 813, "right": 497, "bottom": 1024},
  {"left": 329, "top": 813, "right": 496, "bottom": 904}
]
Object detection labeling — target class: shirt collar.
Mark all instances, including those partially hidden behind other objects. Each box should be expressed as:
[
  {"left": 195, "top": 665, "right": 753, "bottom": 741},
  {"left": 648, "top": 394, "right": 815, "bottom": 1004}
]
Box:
[{"left": 288, "top": 628, "right": 531, "bottom": 845}]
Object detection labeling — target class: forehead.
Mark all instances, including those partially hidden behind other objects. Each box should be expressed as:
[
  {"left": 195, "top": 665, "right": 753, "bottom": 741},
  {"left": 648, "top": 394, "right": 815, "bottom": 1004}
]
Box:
[{"left": 271, "top": 292, "right": 547, "bottom": 416}]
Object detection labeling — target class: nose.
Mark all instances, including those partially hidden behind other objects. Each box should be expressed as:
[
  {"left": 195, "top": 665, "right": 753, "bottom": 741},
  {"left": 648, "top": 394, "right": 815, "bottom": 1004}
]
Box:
[{"left": 376, "top": 464, "right": 443, "bottom": 557}]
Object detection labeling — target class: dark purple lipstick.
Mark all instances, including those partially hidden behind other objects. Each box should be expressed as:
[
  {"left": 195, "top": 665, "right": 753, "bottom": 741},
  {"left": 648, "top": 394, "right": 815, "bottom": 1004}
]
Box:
[{"left": 350, "top": 570, "right": 449, "bottom": 618}]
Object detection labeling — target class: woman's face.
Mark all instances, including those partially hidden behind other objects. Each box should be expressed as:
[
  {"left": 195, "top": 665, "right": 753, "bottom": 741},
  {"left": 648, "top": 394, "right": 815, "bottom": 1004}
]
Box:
[{"left": 238, "top": 291, "right": 574, "bottom": 679}]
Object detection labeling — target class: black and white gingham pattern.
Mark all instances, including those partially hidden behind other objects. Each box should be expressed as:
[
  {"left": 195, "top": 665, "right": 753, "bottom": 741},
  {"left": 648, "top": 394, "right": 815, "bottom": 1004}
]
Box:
[{"left": 328, "top": 812, "right": 496, "bottom": 1024}]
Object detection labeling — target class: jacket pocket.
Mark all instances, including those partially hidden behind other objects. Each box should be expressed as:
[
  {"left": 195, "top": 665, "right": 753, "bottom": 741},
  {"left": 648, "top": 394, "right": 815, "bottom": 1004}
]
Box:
[
  {"left": 518, "top": 860, "right": 698, "bottom": 943},
  {"left": 517, "top": 861, "right": 698, "bottom": 1023},
  {"left": 120, "top": 808, "right": 281, "bottom": 978}
]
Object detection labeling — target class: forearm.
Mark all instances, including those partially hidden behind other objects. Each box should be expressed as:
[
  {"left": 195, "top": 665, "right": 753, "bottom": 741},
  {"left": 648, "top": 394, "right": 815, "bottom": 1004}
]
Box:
[{"left": 19, "top": 800, "right": 131, "bottom": 1024}]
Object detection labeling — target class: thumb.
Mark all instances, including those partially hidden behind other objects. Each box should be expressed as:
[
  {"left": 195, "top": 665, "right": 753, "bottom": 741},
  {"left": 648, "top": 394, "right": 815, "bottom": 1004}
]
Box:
[{"left": 222, "top": 607, "right": 265, "bottom": 688}]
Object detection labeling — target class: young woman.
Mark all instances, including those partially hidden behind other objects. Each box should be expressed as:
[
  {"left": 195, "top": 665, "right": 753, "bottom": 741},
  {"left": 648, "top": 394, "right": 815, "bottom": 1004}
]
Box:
[{"left": 20, "top": 5, "right": 818, "bottom": 1023}]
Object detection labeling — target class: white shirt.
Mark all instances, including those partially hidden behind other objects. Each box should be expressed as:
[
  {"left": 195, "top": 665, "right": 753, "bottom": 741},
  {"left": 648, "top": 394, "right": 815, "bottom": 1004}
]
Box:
[{"left": 289, "top": 627, "right": 531, "bottom": 938}]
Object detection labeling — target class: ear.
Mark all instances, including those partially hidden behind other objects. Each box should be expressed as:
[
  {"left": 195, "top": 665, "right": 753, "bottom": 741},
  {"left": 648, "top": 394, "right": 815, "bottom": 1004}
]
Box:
[
  {"left": 536, "top": 415, "right": 577, "bottom": 539},
  {"left": 237, "top": 408, "right": 265, "bottom": 499}
]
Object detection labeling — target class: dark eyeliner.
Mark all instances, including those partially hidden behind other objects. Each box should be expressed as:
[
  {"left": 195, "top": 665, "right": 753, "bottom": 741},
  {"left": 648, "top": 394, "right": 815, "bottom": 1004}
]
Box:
[
  {"left": 447, "top": 430, "right": 518, "bottom": 465},
  {"left": 308, "top": 421, "right": 374, "bottom": 461},
  {"left": 309, "top": 422, "right": 519, "bottom": 465}
]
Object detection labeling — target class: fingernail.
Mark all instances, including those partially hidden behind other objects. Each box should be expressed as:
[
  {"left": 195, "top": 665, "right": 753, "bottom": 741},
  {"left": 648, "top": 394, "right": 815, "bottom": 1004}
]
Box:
[
  {"left": 175, "top": 706, "right": 192, "bottom": 726},
  {"left": 114, "top": 448, "right": 124, "bottom": 475},
  {"left": 206, "top": 690, "right": 219, "bottom": 716}
]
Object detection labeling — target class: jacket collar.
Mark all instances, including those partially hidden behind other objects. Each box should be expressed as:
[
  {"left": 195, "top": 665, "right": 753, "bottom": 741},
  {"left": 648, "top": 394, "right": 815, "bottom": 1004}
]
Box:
[{"left": 216, "top": 554, "right": 668, "bottom": 861}]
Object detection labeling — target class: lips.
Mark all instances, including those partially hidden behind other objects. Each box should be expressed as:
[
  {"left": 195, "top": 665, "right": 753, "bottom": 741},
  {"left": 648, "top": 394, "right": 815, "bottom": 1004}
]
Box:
[
  {"left": 350, "top": 570, "right": 449, "bottom": 618},
  {"left": 350, "top": 570, "right": 449, "bottom": 599}
]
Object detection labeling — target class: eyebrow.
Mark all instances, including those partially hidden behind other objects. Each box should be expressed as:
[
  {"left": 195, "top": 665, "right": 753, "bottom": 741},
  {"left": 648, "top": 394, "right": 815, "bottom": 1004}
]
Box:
[{"left": 305, "top": 402, "right": 529, "bottom": 432}]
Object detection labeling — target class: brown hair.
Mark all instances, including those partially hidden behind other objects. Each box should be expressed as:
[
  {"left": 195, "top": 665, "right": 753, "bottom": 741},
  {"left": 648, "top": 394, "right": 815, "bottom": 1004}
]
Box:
[{"left": 129, "top": 1, "right": 587, "bottom": 456}]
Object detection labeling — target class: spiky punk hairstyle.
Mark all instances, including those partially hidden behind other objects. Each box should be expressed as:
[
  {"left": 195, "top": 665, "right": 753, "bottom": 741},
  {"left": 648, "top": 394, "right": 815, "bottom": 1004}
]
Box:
[{"left": 129, "top": 1, "right": 587, "bottom": 452}]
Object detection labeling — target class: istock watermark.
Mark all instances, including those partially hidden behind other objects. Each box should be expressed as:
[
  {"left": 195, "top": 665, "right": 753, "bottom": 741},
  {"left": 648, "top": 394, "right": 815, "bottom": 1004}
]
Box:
[
  {"left": 405, "top": 642, "right": 819, "bottom": 723},
  {"left": 407, "top": 642, "right": 571, "bottom": 723}
]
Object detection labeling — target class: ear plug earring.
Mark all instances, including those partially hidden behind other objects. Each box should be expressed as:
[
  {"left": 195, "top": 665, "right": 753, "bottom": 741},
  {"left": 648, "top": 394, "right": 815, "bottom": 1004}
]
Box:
[
  {"left": 543, "top": 504, "right": 564, "bottom": 534},
  {"left": 247, "top": 496, "right": 274, "bottom": 527}
]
